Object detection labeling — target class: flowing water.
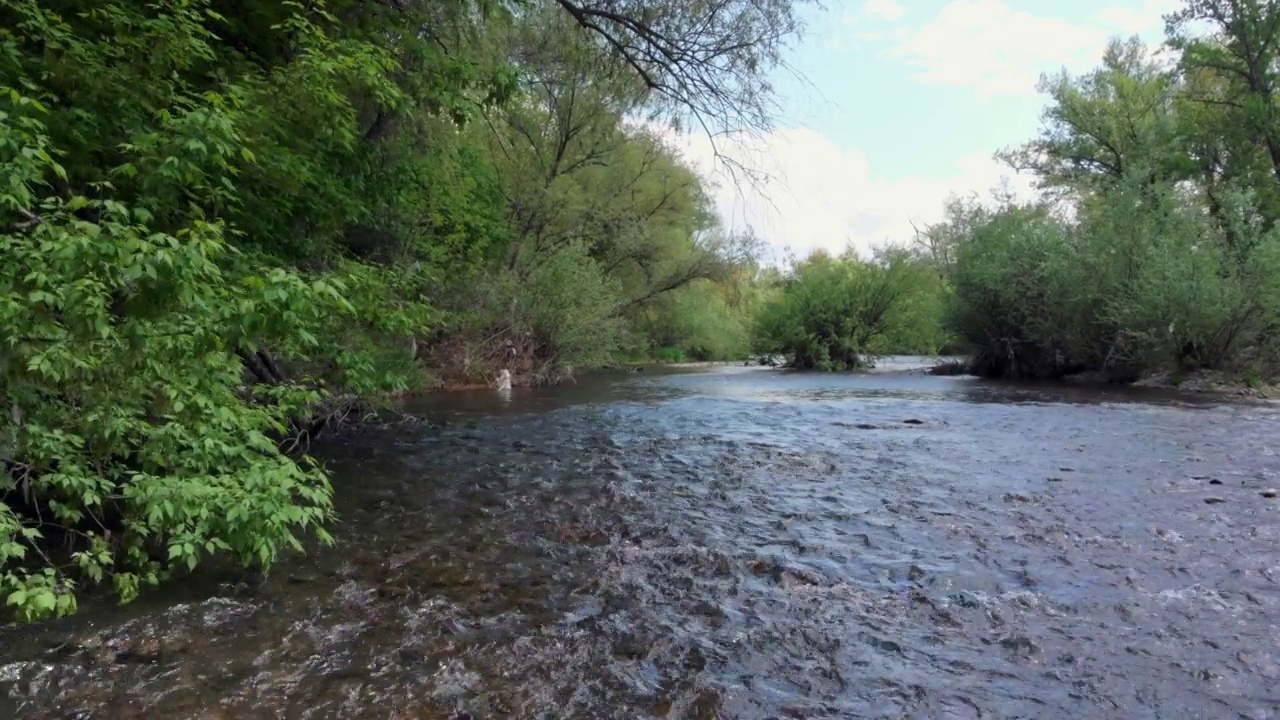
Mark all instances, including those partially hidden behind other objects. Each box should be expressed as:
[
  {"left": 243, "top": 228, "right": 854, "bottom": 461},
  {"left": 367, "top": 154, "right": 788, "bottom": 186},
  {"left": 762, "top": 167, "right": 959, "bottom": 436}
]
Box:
[{"left": 3, "top": 361, "right": 1280, "bottom": 719}]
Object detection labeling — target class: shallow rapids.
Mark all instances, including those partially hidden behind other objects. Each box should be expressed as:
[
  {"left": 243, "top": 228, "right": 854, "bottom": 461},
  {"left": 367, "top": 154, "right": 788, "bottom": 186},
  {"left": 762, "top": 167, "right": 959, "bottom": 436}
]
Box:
[{"left": 2, "top": 363, "right": 1279, "bottom": 719}]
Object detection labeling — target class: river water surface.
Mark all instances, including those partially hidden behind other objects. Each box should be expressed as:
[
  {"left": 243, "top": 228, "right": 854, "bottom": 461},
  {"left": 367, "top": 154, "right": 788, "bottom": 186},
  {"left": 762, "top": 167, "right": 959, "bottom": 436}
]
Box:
[{"left": 2, "top": 362, "right": 1280, "bottom": 719}]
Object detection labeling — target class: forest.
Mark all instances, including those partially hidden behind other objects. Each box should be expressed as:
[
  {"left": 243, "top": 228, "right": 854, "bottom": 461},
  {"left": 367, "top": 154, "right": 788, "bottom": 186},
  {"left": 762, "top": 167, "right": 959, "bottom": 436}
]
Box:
[{"left": 3, "top": 0, "right": 1279, "bottom": 620}]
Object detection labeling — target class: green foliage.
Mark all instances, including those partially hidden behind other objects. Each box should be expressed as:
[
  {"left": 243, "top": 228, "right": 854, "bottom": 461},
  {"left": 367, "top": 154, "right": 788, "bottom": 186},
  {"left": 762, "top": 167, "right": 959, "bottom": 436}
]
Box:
[
  {"left": 0, "top": 0, "right": 805, "bottom": 621},
  {"left": 0, "top": 0, "right": 496, "bottom": 620},
  {"left": 499, "top": 243, "right": 629, "bottom": 372},
  {"left": 1, "top": 85, "right": 336, "bottom": 622},
  {"left": 423, "top": 10, "right": 765, "bottom": 384},
  {"left": 753, "top": 251, "right": 946, "bottom": 370},
  {"left": 432, "top": 242, "right": 629, "bottom": 385},
  {"left": 869, "top": 247, "right": 955, "bottom": 355},
  {"left": 945, "top": 171, "right": 1280, "bottom": 379},
  {"left": 999, "top": 37, "right": 1190, "bottom": 194},
  {"left": 944, "top": 202, "right": 1079, "bottom": 378},
  {"left": 633, "top": 279, "right": 755, "bottom": 361},
  {"left": 649, "top": 346, "right": 691, "bottom": 363},
  {"left": 946, "top": 8, "right": 1280, "bottom": 383}
]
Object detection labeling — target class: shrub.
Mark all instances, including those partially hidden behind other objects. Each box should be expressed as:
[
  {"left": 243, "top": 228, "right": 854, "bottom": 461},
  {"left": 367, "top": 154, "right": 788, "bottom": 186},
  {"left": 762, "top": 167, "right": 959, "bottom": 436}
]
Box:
[
  {"left": 1, "top": 93, "right": 336, "bottom": 621},
  {"left": 946, "top": 171, "right": 1280, "bottom": 380},
  {"left": 431, "top": 243, "right": 627, "bottom": 385},
  {"left": 753, "top": 253, "right": 939, "bottom": 370},
  {"left": 632, "top": 279, "right": 753, "bottom": 361}
]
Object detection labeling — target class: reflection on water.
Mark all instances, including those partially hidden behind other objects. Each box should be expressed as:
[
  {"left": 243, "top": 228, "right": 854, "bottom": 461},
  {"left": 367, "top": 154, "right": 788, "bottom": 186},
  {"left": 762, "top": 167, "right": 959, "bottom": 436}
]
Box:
[{"left": 2, "top": 359, "right": 1278, "bottom": 719}]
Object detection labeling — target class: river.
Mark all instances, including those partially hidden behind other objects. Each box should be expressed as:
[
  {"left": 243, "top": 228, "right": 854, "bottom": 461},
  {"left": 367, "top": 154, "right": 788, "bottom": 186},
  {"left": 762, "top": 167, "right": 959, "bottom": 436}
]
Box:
[{"left": 2, "top": 361, "right": 1279, "bottom": 719}]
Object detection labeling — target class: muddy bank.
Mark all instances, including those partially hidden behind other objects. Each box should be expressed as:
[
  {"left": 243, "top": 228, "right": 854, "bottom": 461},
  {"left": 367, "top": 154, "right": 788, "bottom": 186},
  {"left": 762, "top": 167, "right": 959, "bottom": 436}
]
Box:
[
  {"left": 924, "top": 356, "right": 1280, "bottom": 400},
  {"left": 1132, "top": 368, "right": 1280, "bottom": 400},
  {"left": 2, "top": 366, "right": 1279, "bottom": 718}
]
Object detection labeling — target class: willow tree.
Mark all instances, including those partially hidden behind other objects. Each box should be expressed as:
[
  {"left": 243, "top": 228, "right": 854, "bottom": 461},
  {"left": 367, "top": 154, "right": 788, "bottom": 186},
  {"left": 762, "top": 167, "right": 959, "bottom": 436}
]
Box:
[
  {"left": 426, "top": 5, "right": 763, "bottom": 382},
  {"left": 544, "top": 0, "right": 809, "bottom": 133}
]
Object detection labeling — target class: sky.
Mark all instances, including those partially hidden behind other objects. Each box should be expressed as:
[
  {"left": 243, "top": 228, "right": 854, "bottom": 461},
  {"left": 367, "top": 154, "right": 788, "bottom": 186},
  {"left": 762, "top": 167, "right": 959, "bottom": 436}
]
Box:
[{"left": 662, "top": 0, "right": 1183, "bottom": 263}]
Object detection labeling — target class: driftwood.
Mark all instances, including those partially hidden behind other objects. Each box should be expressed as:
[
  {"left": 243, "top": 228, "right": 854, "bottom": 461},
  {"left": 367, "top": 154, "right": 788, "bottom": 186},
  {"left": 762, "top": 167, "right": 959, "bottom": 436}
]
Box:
[
  {"left": 236, "top": 347, "right": 288, "bottom": 386},
  {"left": 233, "top": 345, "right": 372, "bottom": 453}
]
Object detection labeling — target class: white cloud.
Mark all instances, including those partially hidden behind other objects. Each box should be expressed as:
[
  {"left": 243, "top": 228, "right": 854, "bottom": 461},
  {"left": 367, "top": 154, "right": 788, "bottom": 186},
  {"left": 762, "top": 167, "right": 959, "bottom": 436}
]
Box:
[
  {"left": 641, "top": 2, "right": 1190, "bottom": 262},
  {"left": 828, "top": 0, "right": 909, "bottom": 49},
  {"left": 891, "top": 0, "right": 1112, "bottom": 96},
  {"left": 659, "top": 126, "right": 1035, "bottom": 262},
  {"left": 888, "top": 0, "right": 1185, "bottom": 97},
  {"left": 863, "top": 0, "right": 906, "bottom": 22},
  {"left": 1097, "top": 0, "right": 1180, "bottom": 34}
]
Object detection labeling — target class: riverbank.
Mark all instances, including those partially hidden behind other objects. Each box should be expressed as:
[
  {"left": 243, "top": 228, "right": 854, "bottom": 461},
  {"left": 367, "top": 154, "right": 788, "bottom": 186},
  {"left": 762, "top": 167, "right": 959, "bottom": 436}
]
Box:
[
  {"left": 416, "top": 352, "right": 1280, "bottom": 405},
  {"left": 428, "top": 357, "right": 763, "bottom": 392},
  {"left": 922, "top": 356, "right": 1280, "bottom": 400},
  {"left": 1132, "top": 367, "right": 1280, "bottom": 399}
]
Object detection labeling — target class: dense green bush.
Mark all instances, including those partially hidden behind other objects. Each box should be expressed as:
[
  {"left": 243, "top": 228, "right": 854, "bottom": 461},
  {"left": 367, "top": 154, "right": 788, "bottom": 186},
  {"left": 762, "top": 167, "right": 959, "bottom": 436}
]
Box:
[
  {"left": 753, "top": 252, "right": 947, "bottom": 370},
  {"left": 1, "top": 85, "right": 339, "bottom": 620},
  {"left": 945, "top": 172, "right": 1280, "bottom": 379},
  {"left": 944, "top": 203, "right": 1079, "bottom": 378},
  {"left": 868, "top": 248, "right": 955, "bottom": 355},
  {"left": 632, "top": 279, "right": 755, "bottom": 361},
  {"left": 438, "top": 243, "right": 629, "bottom": 385}
]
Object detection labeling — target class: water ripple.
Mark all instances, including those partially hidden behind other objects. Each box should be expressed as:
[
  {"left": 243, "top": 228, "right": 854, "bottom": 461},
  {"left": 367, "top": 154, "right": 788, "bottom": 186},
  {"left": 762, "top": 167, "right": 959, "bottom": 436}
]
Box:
[{"left": 2, "top": 365, "right": 1279, "bottom": 719}]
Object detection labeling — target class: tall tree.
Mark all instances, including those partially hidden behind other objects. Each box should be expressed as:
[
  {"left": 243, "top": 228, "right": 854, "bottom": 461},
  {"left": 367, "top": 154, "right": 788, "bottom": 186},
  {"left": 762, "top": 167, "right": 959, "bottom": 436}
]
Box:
[
  {"left": 1168, "top": 0, "right": 1280, "bottom": 186},
  {"left": 998, "top": 37, "right": 1187, "bottom": 196},
  {"left": 543, "top": 0, "right": 811, "bottom": 135}
]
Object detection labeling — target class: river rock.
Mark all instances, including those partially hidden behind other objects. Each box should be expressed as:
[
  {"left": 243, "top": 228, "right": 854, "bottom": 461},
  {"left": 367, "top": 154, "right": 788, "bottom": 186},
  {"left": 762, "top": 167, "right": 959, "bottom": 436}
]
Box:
[
  {"left": 778, "top": 567, "right": 823, "bottom": 588},
  {"left": 1261, "top": 489, "right": 1278, "bottom": 498},
  {"left": 1204, "top": 496, "right": 1226, "bottom": 504},
  {"left": 999, "top": 634, "right": 1039, "bottom": 658},
  {"left": 0, "top": 661, "right": 40, "bottom": 683}
]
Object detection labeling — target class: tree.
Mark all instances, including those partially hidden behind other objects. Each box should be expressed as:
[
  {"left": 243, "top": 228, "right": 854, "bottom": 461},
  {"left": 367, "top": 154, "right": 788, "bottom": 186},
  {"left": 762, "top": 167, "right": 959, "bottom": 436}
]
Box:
[
  {"left": 753, "top": 251, "right": 938, "bottom": 369},
  {"left": 1169, "top": 0, "right": 1280, "bottom": 223},
  {"left": 998, "top": 37, "right": 1188, "bottom": 196},
  {"left": 1, "top": 0, "right": 812, "bottom": 621},
  {"left": 544, "top": 0, "right": 813, "bottom": 135},
  {"left": 453, "top": 7, "right": 760, "bottom": 381}
]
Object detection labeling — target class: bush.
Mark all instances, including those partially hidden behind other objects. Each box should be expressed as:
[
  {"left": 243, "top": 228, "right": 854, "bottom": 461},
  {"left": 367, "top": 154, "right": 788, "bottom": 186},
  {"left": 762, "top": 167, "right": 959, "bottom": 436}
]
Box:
[
  {"left": 753, "top": 252, "right": 942, "bottom": 370},
  {"left": 944, "top": 203, "right": 1080, "bottom": 378},
  {"left": 632, "top": 279, "right": 753, "bottom": 361},
  {"left": 430, "top": 243, "right": 627, "bottom": 385},
  {"left": 1, "top": 94, "right": 336, "bottom": 621},
  {"left": 946, "top": 171, "right": 1280, "bottom": 380}
]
